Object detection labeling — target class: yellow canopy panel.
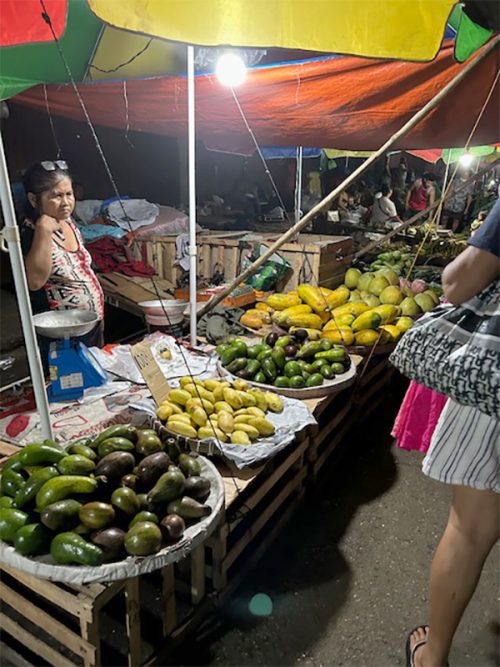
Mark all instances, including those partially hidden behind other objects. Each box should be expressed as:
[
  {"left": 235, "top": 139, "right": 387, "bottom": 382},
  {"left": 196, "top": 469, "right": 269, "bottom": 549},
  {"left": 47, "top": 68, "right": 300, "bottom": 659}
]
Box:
[{"left": 88, "top": 0, "right": 456, "bottom": 61}]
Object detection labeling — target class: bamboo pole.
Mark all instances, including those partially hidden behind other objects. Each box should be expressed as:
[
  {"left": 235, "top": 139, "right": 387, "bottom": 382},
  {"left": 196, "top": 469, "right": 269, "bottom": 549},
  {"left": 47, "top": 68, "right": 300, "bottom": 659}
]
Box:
[
  {"left": 352, "top": 158, "right": 499, "bottom": 260},
  {"left": 197, "top": 35, "right": 499, "bottom": 319}
]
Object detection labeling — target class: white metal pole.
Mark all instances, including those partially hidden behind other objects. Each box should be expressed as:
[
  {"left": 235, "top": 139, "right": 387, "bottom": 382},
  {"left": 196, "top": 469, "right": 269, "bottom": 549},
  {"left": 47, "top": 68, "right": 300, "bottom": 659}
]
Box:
[
  {"left": 187, "top": 45, "right": 197, "bottom": 346},
  {"left": 0, "top": 131, "right": 53, "bottom": 439},
  {"left": 295, "top": 146, "right": 303, "bottom": 224}
]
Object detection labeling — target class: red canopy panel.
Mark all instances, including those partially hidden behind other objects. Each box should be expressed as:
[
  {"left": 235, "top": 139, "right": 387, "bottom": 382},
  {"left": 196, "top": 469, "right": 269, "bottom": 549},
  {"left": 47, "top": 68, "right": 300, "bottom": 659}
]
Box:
[
  {"left": 0, "top": 0, "right": 67, "bottom": 46},
  {"left": 13, "top": 42, "right": 499, "bottom": 154}
]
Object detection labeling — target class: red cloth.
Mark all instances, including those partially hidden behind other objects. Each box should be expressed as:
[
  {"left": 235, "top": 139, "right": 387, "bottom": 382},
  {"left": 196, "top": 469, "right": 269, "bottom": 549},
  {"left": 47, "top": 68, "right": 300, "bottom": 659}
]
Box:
[
  {"left": 86, "top": 237, "right": 156, "bottom": 277},
  {"left": 0, "top": 0, "right": 67, "bottom": 47},
  {"left": 14, "top": 41, "right": 499, "bottom": 154}
]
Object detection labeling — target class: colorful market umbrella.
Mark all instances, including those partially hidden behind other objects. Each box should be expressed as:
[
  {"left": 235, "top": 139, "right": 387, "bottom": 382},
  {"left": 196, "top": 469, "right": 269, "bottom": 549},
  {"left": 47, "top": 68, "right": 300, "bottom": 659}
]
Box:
[
  {"left": 409, "top": 145, "right": 500, "bottom": 163},
  {"left": 0, "top": 0, "right": 498, "bottom": 101}
]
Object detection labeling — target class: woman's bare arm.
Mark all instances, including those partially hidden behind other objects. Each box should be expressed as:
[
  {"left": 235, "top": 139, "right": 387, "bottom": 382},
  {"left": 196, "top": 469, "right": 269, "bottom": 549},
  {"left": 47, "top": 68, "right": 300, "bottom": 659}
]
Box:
[
  {"left": 442, "top": 245, "right": 499, "bottom": 305},
  {"left": 24, "top": 216, "right": 58, "bottom": 290}
]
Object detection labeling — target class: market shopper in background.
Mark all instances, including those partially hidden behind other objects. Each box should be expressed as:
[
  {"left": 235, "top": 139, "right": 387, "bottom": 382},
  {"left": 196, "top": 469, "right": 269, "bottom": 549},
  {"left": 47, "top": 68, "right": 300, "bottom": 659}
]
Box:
[
  {"left": 406, "top": 199, "right": 499, "bottom": 667},
  {"left": 369, "top": 183, "right": 401, "bottom": 228},
  {"left": 18, "top": 161, "right": 104, "bottom": 362},
  {"left": 441, "top": 169, "right": 474, "bottom": 233},
  {"left": 405, "top": 173, "right": 436, "bottom": 219}
]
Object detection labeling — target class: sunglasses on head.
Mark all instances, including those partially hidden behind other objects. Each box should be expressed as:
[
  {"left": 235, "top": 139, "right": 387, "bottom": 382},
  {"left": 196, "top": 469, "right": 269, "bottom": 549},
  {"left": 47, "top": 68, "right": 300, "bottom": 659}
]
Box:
[{"left": 40, "top": 160, "right": 68, "bottom": 172}]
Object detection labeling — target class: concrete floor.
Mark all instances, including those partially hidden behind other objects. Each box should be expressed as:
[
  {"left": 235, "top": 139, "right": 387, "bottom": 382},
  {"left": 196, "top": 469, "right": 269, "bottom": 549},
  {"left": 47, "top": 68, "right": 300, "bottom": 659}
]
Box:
[{"left": 177, "top": 400, "right": 499, "bottom": 667}]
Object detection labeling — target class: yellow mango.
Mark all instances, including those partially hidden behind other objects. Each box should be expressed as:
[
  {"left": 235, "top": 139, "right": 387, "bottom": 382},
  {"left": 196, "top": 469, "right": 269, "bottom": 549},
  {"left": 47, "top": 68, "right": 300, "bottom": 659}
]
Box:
[
  {"left": 161, "top": 401, "right": 183, "bottom": 415},
  {"left": 167, "top": 414, "right": 191, "bottom": 425},
  {"left": 321, "top": 328, "right": 355, "bottom": 345},
  {"left": 156, "top": 404, "right": 174, "bottom": 421},
  {"left": 203, "top": 378, "right": 221, "bottom": 392},
  {"left": 248, "top": 389, "right": 268, "bottom": 412},
  {"left": 223, "top": 388, "right": 243, "bottom": 409},
  {"left": 232, "top": 379, "right": 249, "bottom": 392},
  {"left": 395, "top": 316, "right": 414, "bottom": 332},
  {"left": 331, "top": 302, "right": 371, "bottom": 319},
  {"left": 266, "top": 293, "right": 301, "bottom": 310},
  {"left": 372, "top": 304, "right": 401, "bottom": 324},
  {"left": 179, "top": 376, "right": 203, "bottom": 388},
  {"left": 167, "top": 421, "right": 198, "bottom": 439},
  {"left": 190, "top": 407, "right": 208, "bottom": 427},
  {"left": 351, "top": 310, "right": 383, "bottom": 332},
  {"left": 198, "top": 426, "right": 228, "bottom": 442},
  {"left": 218, "top": 411, "right": 235, "bottom": 434},
  {"left": 246, "top": 406, "right": 266, "bottom": 419},
  {"left": 231, "top": 430, "right": 251, "bottom": 445},
  {"left": 186, "top": 397, "right": 214, "bottom": 415},
  {"left": 379, "top": 324, "right": 401, "bottom": 342},
  {"left": 297, "top": 285, "right": 329, "bottom": 316},
  {"left": 247, "top": 417, "right": 275, "bottom": 437},
  {"left": 319, "top": 287, "right": 334, "bottom": 297},
  {"left": 239, "top": 391, "right": 256, "bottom": 407},
  {"left": 353, "top": 329, "right": 381, "bottom": 346},
  {"left": 285, "top": 313, "right": 323, "bottom": 330},
  {"left": 264, "top": 392, "right": 283, "bottom": 413},
  {"left": 325, "top": 286, "right": 350, "bottom": 310},
  {"left": 168, "top": 389, "right": 192, "bottom": 406},
  {"left": 214, "top": 401, "right": 234, "bottom": 414},
  {"left": 234, "top": 414, "right": 253, "bottom": 424},
  {"left": 235, "top": 423, "right": 260, "bottom": 440}
]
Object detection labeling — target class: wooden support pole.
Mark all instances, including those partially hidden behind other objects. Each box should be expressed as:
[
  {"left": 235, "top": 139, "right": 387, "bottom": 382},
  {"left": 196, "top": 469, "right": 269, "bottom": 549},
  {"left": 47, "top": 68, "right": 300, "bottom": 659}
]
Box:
[{"left": 197, "top": 35, "right": 499, "bottom": 319}]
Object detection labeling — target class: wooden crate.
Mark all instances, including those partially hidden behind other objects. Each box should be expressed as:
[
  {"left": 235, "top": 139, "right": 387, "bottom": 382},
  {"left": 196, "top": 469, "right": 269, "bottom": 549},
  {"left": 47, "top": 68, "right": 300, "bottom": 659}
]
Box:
[
  {"left": 205, "top": 430, "right": 310, "bottom": 597},
  {"left": 0, "top": 546, "right": 210, "bottom": 667},
  {"left": 306, "top": 357, "right": 396, "bottom": 481},
  {"left": 135, "top": 232, "right": 353, "bottom": 292}
]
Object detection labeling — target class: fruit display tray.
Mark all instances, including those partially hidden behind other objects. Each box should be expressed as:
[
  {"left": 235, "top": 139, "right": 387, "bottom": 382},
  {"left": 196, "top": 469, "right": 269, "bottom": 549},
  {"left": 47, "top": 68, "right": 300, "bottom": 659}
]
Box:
[
  {"left": 217, "top": 360, "right": 357, "bottom": 399},
  {"left": 0, "top": 457, "right": 224, "bottom": 584},
  {"left": 346, "top": 342, "right": 397, "bottom": 356}
]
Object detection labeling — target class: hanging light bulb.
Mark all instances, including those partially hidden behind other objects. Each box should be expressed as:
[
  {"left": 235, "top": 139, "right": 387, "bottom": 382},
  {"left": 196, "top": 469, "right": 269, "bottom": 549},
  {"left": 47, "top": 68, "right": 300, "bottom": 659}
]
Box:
[
  {"left": 459, "top": 151, "right": 474, "bottom": 168},
  {"left": 215, "top": 53, "right": 247, "bottom": 87}
]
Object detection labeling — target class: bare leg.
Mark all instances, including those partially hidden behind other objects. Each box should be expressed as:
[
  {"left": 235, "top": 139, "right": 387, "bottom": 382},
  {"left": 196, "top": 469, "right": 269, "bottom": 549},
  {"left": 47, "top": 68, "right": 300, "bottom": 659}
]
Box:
[{"left": 412, "top": 485, "right": 499, "bottom": 667}]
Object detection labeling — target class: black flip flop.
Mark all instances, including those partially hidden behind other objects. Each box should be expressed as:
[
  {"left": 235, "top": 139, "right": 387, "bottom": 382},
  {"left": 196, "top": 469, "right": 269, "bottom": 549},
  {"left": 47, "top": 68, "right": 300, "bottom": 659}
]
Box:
[
  {"left": 405, "top": 625, "right": 429, "bottom": 667},
  {"left": 405, "top": 626, "right": 450, "bottom": 667}
]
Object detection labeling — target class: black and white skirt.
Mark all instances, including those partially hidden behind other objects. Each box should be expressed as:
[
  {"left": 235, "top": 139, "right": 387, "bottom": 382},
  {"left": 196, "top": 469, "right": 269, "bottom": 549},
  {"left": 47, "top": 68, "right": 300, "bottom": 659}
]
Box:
[{"left": 422, "top": 399, "right": 499, "bottom": 492}]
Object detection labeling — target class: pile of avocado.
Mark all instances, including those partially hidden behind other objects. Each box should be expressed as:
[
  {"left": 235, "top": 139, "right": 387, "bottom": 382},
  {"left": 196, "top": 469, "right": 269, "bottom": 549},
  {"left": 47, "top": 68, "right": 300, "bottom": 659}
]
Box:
[
  {"left": 217, "top": 331, "right": 351, "bottom": 389},
  {"left": 0, "top": 426, "right": 212, "bottom": 566}
]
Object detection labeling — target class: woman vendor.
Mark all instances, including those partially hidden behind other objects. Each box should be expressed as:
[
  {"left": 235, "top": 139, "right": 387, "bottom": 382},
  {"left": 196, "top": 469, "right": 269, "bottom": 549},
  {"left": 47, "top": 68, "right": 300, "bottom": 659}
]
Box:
[{"left": 18, "top": 161, "right": 104, "bottom": 358}]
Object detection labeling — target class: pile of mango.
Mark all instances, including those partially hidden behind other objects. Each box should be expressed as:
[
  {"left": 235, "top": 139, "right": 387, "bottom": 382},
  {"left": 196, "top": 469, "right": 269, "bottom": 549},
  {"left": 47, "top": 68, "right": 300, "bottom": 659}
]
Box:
[
  {"left": 217, "top": 333, "right": 351, "bottom": 389},
  {"left": 0, "top": 426, "right": 212, "bottom": 565},
  {"left": 238, "top": 269, "right": 439, "bottom": 347},
  {"left": 156, "top": 377, "right": 282, "bottom": 446}
]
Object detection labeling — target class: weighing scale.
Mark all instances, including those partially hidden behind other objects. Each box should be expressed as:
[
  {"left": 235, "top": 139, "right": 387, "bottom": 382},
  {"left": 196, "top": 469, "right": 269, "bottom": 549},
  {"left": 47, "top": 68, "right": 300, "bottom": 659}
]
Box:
[{"left": 32, "top": 310, "right": 107, "bottom": 402}]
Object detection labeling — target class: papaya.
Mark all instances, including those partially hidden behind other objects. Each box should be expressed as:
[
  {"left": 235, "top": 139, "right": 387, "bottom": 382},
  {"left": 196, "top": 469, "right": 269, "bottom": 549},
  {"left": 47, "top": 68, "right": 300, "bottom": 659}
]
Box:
[
  {"left": 323, "top": 313, "right": 355, "bottom": 330},
  {"left": 288, "top": 326, "right": 322, "bottom": 341},
  {"left": 353, "top": 329, "right": 381, "bottom": 346},
  {"left": 371, "top": 304, "right": 401, "bottom": 324},
  {"left": 285, "top": 313, "right": 323, "bottom": 330},
  {"left": 255, "top": 302, "right": 273, "bottom": 313},
  {"left": 351, "top": 310, "right": 383, "bottom": 332},
  {"left": 297, "top": 285, "right": 329, "bottom": 316},
  {"left": 325, "top": 286, "right": 350, "bottom": 310},
  {"left": 266, "top": 293, "right": 301, "bottom": 310},
  {"left": 321, "top": 328, "right": 355, "bottom": 345},
  {"left": 330, "top": 302, "right": 370, "bottom": 319},
  {"left": 240, "top": 312, "right": 263, "bottom": 329},
  {"left": 272, "top": 304, "right": 312, "bottom": 327},
  {"left": 245, "top": 309, "right": 271, "bottom": 324},
  {"left": 380, "top": 324, "right": 402, "bottom": 342}
]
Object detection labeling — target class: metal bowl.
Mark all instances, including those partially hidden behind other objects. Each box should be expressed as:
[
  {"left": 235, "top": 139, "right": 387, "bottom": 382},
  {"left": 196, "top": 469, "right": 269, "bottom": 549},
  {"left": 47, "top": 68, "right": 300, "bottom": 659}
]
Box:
[{"left": 32, "top": 310, "right": 99, "bottom": 339}]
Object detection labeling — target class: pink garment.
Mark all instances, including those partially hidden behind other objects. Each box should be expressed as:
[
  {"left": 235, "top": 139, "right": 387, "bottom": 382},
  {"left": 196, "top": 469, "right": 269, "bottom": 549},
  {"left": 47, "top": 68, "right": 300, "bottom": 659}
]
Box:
[{"left": 392, "top": 381, "right": 448, "bottom": 453}]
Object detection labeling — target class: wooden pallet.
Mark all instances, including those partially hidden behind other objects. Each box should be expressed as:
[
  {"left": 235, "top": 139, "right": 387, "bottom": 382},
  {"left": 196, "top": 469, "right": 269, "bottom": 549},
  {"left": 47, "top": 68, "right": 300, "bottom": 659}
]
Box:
[
  {"left": 99, "top": 273, "right": 175, "bottom": 318},
  {"left": 205, "top": 430, "right": 310, "bottom": 596}
]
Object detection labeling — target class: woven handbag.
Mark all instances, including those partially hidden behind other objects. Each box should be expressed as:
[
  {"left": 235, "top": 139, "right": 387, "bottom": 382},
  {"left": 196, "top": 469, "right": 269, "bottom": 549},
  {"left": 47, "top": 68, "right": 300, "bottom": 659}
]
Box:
[{"left": 390, "top": 280, "right": 500, "bottom": 418}]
